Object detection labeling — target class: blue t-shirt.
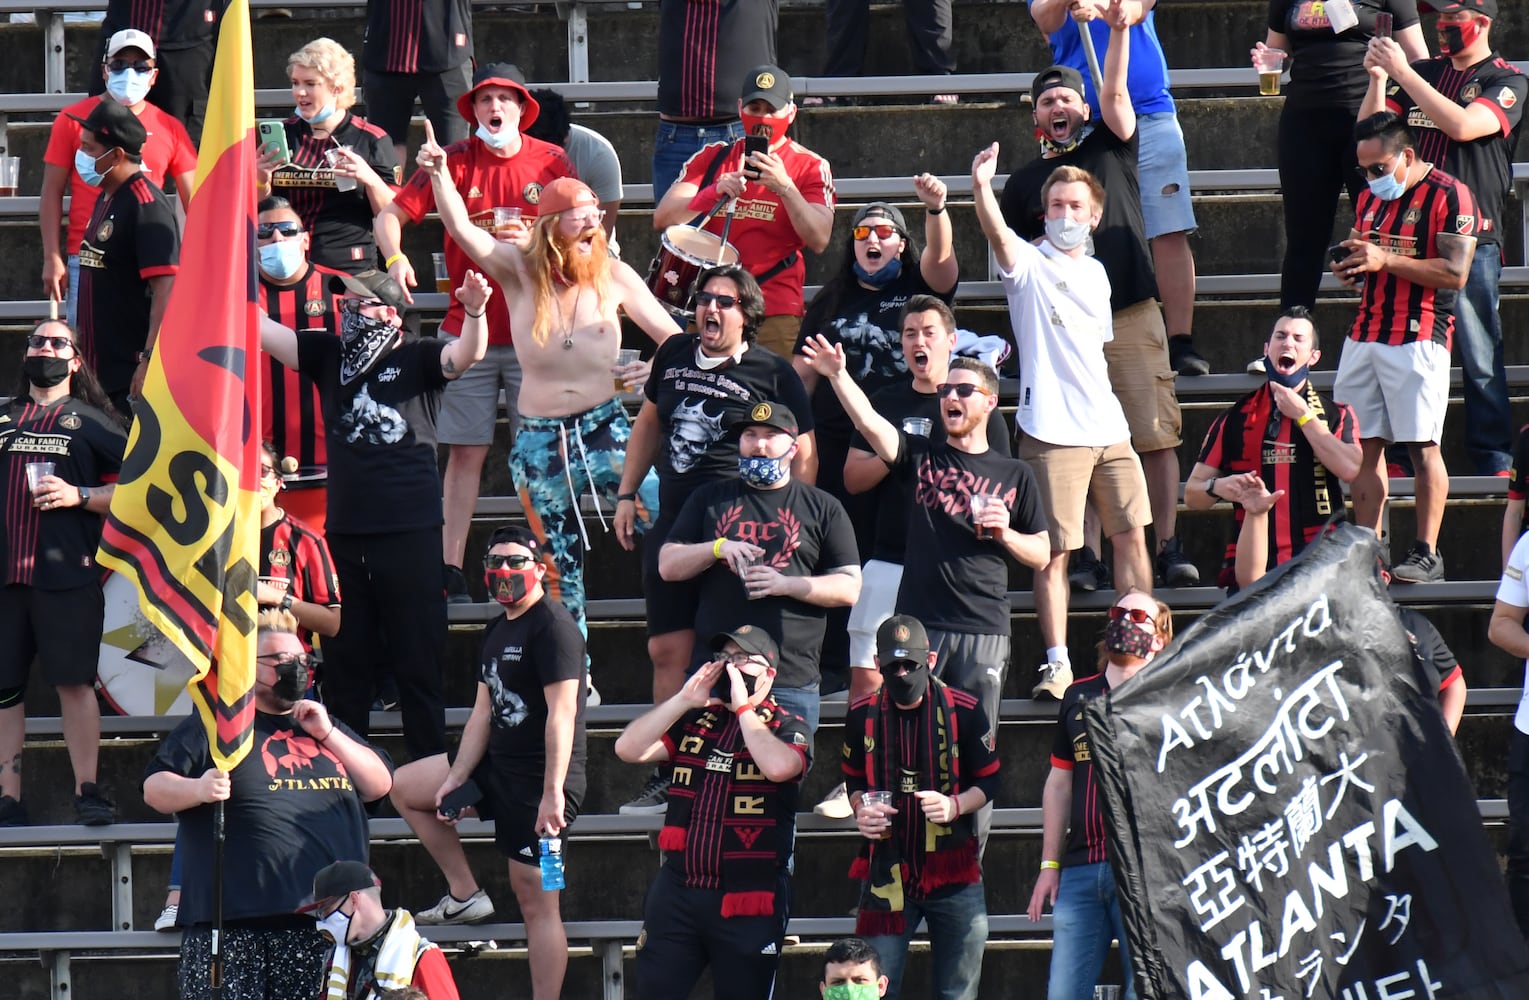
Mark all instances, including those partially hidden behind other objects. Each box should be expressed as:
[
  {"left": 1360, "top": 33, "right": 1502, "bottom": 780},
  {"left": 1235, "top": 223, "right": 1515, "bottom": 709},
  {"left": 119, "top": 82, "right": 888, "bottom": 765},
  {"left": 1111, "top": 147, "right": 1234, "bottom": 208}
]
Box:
[{"left": 1030, "top": 3, "right": 1175, "bottom": 116}]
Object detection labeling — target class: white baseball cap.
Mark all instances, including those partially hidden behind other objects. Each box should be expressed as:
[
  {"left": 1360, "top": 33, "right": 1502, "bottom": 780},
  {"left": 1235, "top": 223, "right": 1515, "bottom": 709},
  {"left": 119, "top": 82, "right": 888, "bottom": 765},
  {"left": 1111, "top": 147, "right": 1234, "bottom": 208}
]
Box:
[{"left": 106, "top": 29, "right": 156, "bottom": 60}]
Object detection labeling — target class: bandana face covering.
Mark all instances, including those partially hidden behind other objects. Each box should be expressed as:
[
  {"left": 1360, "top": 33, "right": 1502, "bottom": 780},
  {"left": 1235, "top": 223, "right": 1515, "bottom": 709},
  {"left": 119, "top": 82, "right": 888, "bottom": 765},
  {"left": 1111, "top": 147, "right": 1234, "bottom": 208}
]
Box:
[
  {"left": 739, "top": 453, "right": 790, "bottom": 488},
  {"left": 338, "top": 303, "right": 400, "bottom": 385},
  {"left": 853, "top": 256, "right": 902, "bottom": 287},
  {"left": 1038, "top": 121, "right": 1094, "bottom": 156},
  {"left": 1103, "top": 616, "right": 1155, "bottom": 659}
]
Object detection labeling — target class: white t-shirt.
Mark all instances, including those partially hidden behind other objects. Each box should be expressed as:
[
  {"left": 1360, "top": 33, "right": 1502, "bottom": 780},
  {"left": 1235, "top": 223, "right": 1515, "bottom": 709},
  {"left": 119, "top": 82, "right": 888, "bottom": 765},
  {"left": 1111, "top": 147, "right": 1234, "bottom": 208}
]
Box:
[
  {"left": 1000, "top": 237, "right": 1130, "bottom": 447},
  {"left": 1497, "top": 531, "right": 1529, "bottom": 735}
]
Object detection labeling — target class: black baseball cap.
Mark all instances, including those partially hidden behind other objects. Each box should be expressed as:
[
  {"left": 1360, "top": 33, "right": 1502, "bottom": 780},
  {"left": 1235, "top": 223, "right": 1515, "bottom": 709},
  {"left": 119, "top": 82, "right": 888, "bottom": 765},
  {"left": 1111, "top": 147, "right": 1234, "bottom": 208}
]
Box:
[
  {"left": 67, "top": 99, "right": 146, "bottom": 157},
  {"left": 296, "top": 860, "right": 379, "bottom": 913},
  {"left": 329, "top": 269, "right": 408, "bottom": 311},
  {"left": 1032, "top": 65, "right": 1087, "bottom": 102},
  {"left": 1420, "top": 0, "right": 1496, "bottom": 15},
  {"left": 876, "top": 614, "right": 931, "bottom": 669},
  {"left": 728, "top": 400, "right": 799, "bottom": 438},
  {"left": 741, "top": 64, "right": 793, "bottom": 108},
  {"left": 853, "top": 202, "right": 908, "bottom": 235},
  {"left": 487, "top": 524, "right": 541, "bottom": 553},
  {"left": 710, "top": 624, "right": 780, "bottom": 668},
  {"left": 457, "top": 62, "right": 541, "bottom": 131}
]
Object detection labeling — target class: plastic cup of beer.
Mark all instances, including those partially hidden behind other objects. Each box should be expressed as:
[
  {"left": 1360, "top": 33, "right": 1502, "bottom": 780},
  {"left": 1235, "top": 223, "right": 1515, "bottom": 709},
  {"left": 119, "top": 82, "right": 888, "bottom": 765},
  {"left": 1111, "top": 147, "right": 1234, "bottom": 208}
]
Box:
[
  {"left": 970, "top": 493, "right": 999, "bottom": 540},
  {"left": 901, "top": 416, "right": 933, "bottom": 437},
  {"left": 863, "top": 790, "right": 894, "bottom": 838},
  {"left": 1253, "top": 49, "right": 1287, "bottom": 96},
  {"left": 25, "top": 461, "right": 54, "bottom": 498},
  {"left": 432, "top": 252, "right": 450, "bottom": 294},
  {"left": 324, "top": 147, "right": 357, "bottom": 192},
  {"left": 741, "top": 551, "right": 766, "bottom": 600},
  {"left": 493, "top": 206, "right": 523, "bottom": 240},
  {"left": 1095, "top": 988, "right": 1123, "bottom": 1000},
  {"left": 0, "top": 156, "right": 19, "bottom": 197},
  {"left": 613, "top": 348, "right": 641, "bottom": 393}
]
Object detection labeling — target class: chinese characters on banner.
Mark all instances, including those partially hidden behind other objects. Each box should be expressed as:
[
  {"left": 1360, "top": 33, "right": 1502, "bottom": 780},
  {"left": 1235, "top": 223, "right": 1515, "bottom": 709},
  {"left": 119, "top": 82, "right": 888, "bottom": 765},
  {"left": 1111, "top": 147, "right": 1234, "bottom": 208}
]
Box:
[{"left": 1083, "top": 526, "right": 1529, "bottom": 1000}]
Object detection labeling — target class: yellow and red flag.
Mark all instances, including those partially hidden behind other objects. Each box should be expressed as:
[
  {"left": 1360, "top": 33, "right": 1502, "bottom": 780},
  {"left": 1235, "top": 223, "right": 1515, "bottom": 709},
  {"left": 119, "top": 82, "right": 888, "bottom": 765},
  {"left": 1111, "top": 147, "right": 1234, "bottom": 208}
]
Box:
[{"left": 97, "top": 0, "right": 261, "bottom": 771}]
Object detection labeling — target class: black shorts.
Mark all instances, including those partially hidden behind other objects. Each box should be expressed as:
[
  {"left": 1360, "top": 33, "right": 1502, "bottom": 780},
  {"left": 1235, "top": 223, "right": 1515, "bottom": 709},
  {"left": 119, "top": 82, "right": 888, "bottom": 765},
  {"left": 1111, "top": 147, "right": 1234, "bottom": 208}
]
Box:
[
  {"left": 635, "top": 862, "right": 788, "bottom": 1000},
  {"left": 449, "top": 748, "right": 583, "bottom": 867},
  {"left": 361, "top": 64, "right": 473, "bottom": 147},
  {"left": 0, "top": 583, "right": 104, "bottom": 689},
  {"left": 642, "top": 513, "right": 701, "bottom": 638}
]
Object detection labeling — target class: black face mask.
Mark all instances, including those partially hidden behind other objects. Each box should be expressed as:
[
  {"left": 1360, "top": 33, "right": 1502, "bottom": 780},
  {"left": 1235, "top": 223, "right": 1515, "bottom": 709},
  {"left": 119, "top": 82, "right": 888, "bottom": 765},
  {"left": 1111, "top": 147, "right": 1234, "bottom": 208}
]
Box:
[
  {"left": 883, "top": 663, "right": 930, "bottom": 705},
  {"left": 712, "top": 666, "right": 764, "bottom": 702},
  {"left": 270, "top": 658, "right": 309, "bottom": 704},
  {"left": 23, "top": 356, "right": 70, "bottom": 389}
]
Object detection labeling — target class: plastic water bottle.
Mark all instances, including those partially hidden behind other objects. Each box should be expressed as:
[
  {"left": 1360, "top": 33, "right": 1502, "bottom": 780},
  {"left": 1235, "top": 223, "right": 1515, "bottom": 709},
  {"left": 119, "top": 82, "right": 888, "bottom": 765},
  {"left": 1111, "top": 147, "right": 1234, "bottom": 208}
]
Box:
[{"left": 539, "top": 836, "right": 565, "bottom": 891}]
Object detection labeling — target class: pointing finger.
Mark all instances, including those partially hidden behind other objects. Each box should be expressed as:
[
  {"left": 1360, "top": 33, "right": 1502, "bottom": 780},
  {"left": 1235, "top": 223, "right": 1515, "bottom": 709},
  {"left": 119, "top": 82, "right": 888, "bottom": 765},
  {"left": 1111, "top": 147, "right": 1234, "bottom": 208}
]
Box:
[{"left": 423, "top": 118, "right": 436, "bottom": 147}]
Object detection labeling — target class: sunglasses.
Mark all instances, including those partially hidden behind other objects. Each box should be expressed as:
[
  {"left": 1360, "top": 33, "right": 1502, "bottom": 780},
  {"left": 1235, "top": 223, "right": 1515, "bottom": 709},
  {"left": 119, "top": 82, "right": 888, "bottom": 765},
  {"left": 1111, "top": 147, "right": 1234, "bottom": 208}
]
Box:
[
  {"left": 1359, "top": 155, "right": 1400, "bottom": 180},
  {"left": 339, "top": 296, "right": 387, "bottom": 313},
  {"left": 1108, "top": 606, "right": 1154, "bottom": 624},
  {"left": 106, "top": 59, "right": 154, "bottom": 73},
  {"left": 936, "top": 383, "right": 992, "bottom": 399},
  {"left": 694, "top": 291, "right": 739, "bottom": 309},
  {"left": 852, "top": 224, "right": 898, "bottom": 241},
  {"left": 257, "top": 652, "right": 315, "bottom": 669},
  {"left": 27, "top": 334, "right": 75, "bottom": 352},
  {"left": 257, "top": 221, "right": 305, "bottom": 239},
  {"left": 484, "top": 553, "right": 536, "bottom": 570},
  {"left": 259, "top": 464, "right": 281, "bottom": 481}
]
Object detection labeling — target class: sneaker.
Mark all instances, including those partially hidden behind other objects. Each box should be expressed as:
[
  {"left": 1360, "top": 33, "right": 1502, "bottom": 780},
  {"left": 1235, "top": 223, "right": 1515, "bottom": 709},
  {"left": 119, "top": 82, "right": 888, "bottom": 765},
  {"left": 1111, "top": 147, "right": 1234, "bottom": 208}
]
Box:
[
  {"left": 1246, "top": 356, "right": 1267, "bottom": 375},
  {"left": 1156, "top": 537, "right": 1201, "bottom": 588},
  {"left": 1390, "top": 543, "right": 1444, "bottom": 584},
  {"left": 1169, "top": 335, "right": 1211, "bottom": 376},
  {"left": 813, "top": 782, "right": 854, "bottom": 819},
  {"left": 444, "top": 564, "right": 472, "bottom": 605},
  {"left": 620, "top": 769, "right": 671, "bottom": 815},
  {"left": 74, "top": 782, "right": 116, "bottom": 826},
  {"left": 1067, "top": 546, "right": 1111, "bottom": 593},
  {"left": 0, "top": 794, "right": 27, "bottom": 827},
  {"left": 1033, "top": 661, "right": 1073, "bottom": 700},
  {"left": 154, "top": 903, "right": 179, "bottom": 932},
  {"left": 586, "top": 678, "right": 601, "bottom": 708},
  {"left": 415, "top": 888, "right": 495, "bottom": 925}
]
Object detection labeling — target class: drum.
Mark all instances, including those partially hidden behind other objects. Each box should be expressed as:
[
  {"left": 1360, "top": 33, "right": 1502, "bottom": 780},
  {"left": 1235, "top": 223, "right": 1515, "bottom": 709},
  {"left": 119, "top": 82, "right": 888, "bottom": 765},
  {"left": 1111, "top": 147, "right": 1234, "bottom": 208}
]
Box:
[
  {"left": 279, "top": 465, "right": 327, "bottom": 533},
  {"left": 97, "top": 571, "right": 196, "bottom": 716},
  {"left": 646, "top": 225, "right": 740, "bottom": 316}
]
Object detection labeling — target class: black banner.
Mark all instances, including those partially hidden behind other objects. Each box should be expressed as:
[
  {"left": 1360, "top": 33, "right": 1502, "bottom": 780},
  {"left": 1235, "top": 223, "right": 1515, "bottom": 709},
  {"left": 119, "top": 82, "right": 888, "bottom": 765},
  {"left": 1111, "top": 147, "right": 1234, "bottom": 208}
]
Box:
[{"left": 1083, "top": 525, "right": 1529, "bottom": 999}]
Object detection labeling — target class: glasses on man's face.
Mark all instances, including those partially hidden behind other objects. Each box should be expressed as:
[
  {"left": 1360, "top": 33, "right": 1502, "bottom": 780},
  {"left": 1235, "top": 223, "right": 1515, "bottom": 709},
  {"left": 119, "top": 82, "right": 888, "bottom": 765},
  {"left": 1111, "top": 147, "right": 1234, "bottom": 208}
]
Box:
[
  {"left": 259, "top": 464, "right": 281, "bottom": 481},
  {"left": 257, "top": 652, "right": 315, "bottom": 669},
  {"left": 484, "top": 553, "right": 536, "bottom": 570},
  {"left": 1108, "top": 605, "right": 1154, "bottom": 625},
  {"left": 257, "top": 221, "right": 305, "bottom": 239},
  {"left": 721, "top": 652, "right": 762, "bottom": 668},
  {"left": 339, "top": 297, "right": 387, "bottom": 314},
  {"left": 28, "top": 334, "right": 75, "bottom": 352},
  {"left": 852, "top": 224, "right": 898, "bottom": 241},
  {"left": 107, "top": 59, "right": 154, "bottom": 73},
  {"left": 1359, "top": 155, "right": 1400, "bottom": 180},
  {"left": 694, "top": 291, "right": 739, "bottom": 309},
  {"left": 936, "top": 382, "right": 991, "bottom": 399},
  {"left": 565, "top": 210, "right": 606, "bottom": 227}
]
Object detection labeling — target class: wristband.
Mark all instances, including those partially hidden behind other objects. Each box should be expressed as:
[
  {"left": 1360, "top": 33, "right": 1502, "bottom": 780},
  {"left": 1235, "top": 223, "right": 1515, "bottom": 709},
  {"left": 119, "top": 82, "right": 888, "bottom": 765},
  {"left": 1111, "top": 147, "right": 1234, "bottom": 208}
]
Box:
[
  {"left": 384, "top": 253, "right": 406, "bottom": 270},
  {"left": 463, "top": 308, "right": 485, "bottom": 319},
  {"left": 950, "top": 794, "right": 961, "bottom": 818},
  {"left": 137, "top": 349, "right": 152, "bottom": 363},
  {"left": 735, "top": 703, "right": 754, "bottom": 718},
  {"left": 713, "top": 537, "right": 727, "bottom": 559},
  {"left": 928, "top": 205, "right": 945, "bottom": 216},
  {"left": 617, "top": 492, "right": 637, "bottom": 503},
  {"left": 1296, "top": 412, "right": 1314, "bottom": 428},
  {"left": 318, "top": 726, "right": 334, "bottom": 742},
  {"left": 1040, "top": 860, "right": 1061, "bottom": 871}
]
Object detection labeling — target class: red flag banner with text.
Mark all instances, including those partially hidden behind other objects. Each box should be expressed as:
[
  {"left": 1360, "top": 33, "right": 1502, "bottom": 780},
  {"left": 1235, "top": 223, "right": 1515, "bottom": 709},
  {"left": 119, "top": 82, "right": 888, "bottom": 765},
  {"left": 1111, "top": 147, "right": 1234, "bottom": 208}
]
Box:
[{"left": 96, "top": 0, "right": 261, "bottom": 772}]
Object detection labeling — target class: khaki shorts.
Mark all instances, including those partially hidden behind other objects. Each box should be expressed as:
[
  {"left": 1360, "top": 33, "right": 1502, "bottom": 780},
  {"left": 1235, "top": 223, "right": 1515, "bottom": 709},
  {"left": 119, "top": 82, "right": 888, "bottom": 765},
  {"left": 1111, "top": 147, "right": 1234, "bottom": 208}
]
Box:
[
  {"left": 755, "top": 314, "right": 803, "bottom": 360},
  {"left": 1019, "top": 437, "right": 1153, "bottom": 552},
  {"left": 1104, "top": 299, "right": 1182, "bottom": 453}
]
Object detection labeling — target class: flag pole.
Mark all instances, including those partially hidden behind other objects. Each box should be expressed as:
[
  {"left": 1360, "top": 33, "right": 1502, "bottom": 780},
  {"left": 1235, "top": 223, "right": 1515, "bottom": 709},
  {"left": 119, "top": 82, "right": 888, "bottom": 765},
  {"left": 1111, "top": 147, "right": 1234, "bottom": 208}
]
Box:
[
  {"left": 210, "top": 798, "right": 226, "bottom": 996},
  {"left": 1078, "top": 21, "right": 1106, "bottom": 96}
]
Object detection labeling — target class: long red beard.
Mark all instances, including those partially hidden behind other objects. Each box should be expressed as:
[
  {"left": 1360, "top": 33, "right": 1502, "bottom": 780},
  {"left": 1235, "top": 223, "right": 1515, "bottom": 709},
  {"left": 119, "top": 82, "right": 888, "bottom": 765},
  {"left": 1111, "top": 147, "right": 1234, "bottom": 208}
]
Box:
[{"left": 553, "top": 226, "right": 609, "bottom": 286}]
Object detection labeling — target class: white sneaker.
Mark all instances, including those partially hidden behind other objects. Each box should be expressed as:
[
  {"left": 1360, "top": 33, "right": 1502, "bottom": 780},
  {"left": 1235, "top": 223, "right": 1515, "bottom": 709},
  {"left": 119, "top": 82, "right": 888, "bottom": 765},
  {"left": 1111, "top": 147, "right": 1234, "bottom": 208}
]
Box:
[
  {"left": 154, "top": 903, "right": 178, "bottom": 932},
  {"left": 1246, "top": 356, "right": 1267, "bottom": 375},
  {"left": 1032, "top": 661, "right": 1073, "bottom": 700},
  {"left": 415, "top": 889, "right": 495, "bottom": 925},
  {"left": 586, "top": 679, "right": 601, "bottom": 708},
  {"left": 813, "top": 782, "right": 854, "bottom": 819}
]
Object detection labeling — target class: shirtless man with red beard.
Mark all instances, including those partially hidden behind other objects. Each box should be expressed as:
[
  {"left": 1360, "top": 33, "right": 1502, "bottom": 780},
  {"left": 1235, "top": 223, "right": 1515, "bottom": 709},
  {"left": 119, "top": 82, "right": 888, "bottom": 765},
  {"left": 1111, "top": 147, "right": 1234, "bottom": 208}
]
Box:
[{"left": 417, "top": 121, "right": 681, "bottom": 666}]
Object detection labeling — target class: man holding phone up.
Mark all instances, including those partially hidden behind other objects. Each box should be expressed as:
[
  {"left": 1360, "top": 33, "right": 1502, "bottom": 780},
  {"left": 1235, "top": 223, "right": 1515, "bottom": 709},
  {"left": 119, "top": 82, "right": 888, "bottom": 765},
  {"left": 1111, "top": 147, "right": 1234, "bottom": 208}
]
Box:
[
  {"left": 654, "top": 64, "right": 836, "bottom": 359},
  {"left": 389, "top": 525, "right": 587, "bottom": 1000}
]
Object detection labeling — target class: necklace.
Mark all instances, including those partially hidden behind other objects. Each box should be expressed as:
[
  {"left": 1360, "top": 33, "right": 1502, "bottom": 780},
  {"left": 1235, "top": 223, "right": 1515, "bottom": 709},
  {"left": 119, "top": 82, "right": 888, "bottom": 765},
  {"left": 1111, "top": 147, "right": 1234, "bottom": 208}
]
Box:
[{"left": 551, "top": 285, "right": 584, "bottom": 349}]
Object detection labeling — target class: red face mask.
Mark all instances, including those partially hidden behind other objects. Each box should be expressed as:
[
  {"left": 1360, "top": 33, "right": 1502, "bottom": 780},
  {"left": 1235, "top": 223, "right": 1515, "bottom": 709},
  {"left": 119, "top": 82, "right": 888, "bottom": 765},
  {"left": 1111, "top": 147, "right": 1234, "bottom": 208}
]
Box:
[
  {"left": 1438, "top": 16, "right": 1486, "bottom": 57},
  {"left": 741, "top": 106, "right": 795, "bottom": 145}
]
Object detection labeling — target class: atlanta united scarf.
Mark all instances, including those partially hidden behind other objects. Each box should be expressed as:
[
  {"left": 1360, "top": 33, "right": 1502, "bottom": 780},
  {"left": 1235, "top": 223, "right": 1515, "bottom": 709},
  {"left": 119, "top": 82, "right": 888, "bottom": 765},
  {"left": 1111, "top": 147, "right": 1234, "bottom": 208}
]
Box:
[
  {"left": 848, "top": 676, "right": 980, "bottom": 935},
  {"left": 322, "top": 908, "right": 434, "bottom": 1000},
  {"left": 659, "top": 702, "right": 791, "bottom": 917}
]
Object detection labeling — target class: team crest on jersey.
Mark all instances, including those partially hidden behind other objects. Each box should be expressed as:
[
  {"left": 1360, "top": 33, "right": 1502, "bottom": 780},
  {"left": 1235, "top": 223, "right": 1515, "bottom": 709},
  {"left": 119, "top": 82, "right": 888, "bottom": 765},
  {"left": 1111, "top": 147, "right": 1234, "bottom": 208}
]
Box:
[
  {"left": 1457, "top": 215, "right": 1475, "bottom": 235},
  {"left": 1462, "top": 83, "right": 1481, "bottom": 103},
  {"left": 268, "top": 549, "right": 292, "bottom": 567},
  {"left": 304, "top": 300, "right": 326, "bottom": 316},
  {"left": 60, "top": 413, "right": 81, "bottom": 430},
  {"left": 1500, "top": 87, "right": 1518, "bottom": 110},
  {"left": 523, "top": 182, "right": 543, "bottom": 205},
  {"left": 96, "top": 220, "right": 114, "bottom": 241},
  {"left": 1403, "top": 207, "right": 1422, "bottom": 225}
]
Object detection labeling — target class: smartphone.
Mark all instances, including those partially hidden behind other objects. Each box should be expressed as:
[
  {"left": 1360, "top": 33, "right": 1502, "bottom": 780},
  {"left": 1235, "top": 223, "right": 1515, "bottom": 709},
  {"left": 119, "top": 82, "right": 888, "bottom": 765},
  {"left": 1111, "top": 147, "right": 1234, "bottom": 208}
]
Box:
[
  {"left": 1328, "top": 244, "right": 1350, "bottom": 267},
  {"left": 439, "top": 779, "right": 482, "bottom": 820},
  {"left": 743, "top": 134, "right": 769, "bottom": 178},
  {"left": 257, "top": 119, "right": 291, "bottom": 163},
  {"left": 1374, "top": 12, "right": 1393, "bottom": 40}
]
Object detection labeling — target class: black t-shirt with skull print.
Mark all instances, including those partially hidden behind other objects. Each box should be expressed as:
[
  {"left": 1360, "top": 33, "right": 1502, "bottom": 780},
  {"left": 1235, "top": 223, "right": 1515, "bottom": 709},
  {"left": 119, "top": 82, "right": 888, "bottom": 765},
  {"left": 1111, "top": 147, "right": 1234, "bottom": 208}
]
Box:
[
  {"left": 644, "top": 332, "right": 815, "bottom": 520},
  {"left": 480, "top": 595, "right": 588, "bottom": 790}
]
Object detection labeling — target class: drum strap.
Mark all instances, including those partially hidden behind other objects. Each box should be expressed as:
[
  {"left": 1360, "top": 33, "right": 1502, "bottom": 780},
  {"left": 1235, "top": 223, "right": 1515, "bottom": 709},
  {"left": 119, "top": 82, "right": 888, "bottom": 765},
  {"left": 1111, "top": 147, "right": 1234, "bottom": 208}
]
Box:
[{"left": 752, "top": 251, "right": 799, "bottom": 285}]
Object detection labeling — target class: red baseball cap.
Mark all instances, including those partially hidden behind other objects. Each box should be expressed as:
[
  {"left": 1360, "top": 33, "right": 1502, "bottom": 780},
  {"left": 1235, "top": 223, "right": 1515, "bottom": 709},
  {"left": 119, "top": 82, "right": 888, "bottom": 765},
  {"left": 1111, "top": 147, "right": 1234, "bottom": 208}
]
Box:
[
  {"left": 538, "top": 177, "right": 598, "bottom": 216},
  {"left": 455, "top": 62, "right": 540, "bottom": 131}
]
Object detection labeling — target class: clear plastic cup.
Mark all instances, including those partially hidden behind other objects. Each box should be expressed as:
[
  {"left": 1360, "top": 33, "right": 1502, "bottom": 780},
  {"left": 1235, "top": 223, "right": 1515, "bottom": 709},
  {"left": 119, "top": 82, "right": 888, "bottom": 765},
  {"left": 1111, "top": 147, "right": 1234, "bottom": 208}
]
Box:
[
  {"left": 613, "top": 348, "right": 641, "bottom": 393},
  {"left": 0, "top": 156, "right": 19, "bottom": 197},
  {"left": 901, "top": 416, "right": 933, "bottom": 437},
  {"left": 1095, "top": 988, "right": 1123, "bottom": 1000},
  {"left": 1253, "top": 49, "right": 1287, "bottom": 96},
  {"left": 862, "top": 790, "right": 894, "bottom": 839},
  {"left": 324, "top": 147, "right": 357, "bottom": 192},
  {"left": 25, "top": 461, "right": 54, "bottom": 494},
  {"left": 493, "top": 206, "right": 524, "bottom": 240},
  {"left": 433, "top": 252, "right": 450, "bottom": 294},
  {"left": 969, "top": 493, "right": 999, "bottom": 540}
]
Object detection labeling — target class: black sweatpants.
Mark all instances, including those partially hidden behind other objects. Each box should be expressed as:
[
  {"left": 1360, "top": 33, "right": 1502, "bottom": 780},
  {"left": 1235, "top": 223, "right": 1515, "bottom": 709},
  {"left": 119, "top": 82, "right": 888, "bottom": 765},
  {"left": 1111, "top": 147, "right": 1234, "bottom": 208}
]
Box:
[
  {"left": 1277, "top": 101, "right": 1367, "bottom": 311},
  {"left": 635, "top": 862, "right": 790, "bottom": 1000},
  {"left": 822, "top": 0, "right": 954, "bottom": 77},
  {"left": 322, "top": 527, "right": 447, "bottom": 762}
]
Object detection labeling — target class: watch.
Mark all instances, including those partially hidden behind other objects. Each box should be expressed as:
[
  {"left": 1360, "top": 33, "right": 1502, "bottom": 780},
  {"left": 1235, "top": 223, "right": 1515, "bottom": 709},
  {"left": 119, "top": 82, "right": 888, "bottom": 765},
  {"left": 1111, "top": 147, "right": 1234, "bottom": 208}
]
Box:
[
  {"left": 136, "top": 349, "right": 152, "bottom": 363},
  {"left": 280, "top": 592, "right": 295, "bottom": 613},
  {"left": 78, "top": 486, "right": 91, "bottom": 507},
  {"left": 1205, "top": 477, "right": 1220, "bottom": 502}
]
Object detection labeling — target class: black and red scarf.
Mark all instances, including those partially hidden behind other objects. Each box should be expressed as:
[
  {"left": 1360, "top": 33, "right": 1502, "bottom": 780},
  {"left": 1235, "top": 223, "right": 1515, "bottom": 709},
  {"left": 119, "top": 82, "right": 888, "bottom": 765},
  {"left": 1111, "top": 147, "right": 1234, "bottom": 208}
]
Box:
[
  {"left": 848, "top": 676, "right": 980, "bottom": 935},
  {"left": 658, "top": 702, "right": 790, "bottom": 918}
]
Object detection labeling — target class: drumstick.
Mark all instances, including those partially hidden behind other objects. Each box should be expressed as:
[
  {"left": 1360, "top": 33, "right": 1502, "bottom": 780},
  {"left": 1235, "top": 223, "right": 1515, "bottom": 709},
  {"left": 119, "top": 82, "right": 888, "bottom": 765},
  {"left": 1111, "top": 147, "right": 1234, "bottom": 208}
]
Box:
[
  {"left": 716, "top": 200, "right": 736, "bottom": 264},
  {"left": 48, "top": 294, "right": 58, "bottom": 321}
]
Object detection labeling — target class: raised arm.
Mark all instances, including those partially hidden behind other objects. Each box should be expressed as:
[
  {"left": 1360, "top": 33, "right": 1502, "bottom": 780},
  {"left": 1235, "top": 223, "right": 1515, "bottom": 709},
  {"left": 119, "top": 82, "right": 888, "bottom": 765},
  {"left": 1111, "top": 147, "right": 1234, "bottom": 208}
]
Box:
[
  {"left": 1098, "top": 2, "right": 1135, "bottom": 141},
  {"left": 415, "top": 120, "right": 523, "bottom": 290},
  {"left": 438, "top": 269, "right": 491, "bottom": 379},
  {"left": 914, "top": 172, "right": 958, "bottom": 294},
  {"left": 972, "top": 142, "right": 1025, "bottom": 275},
  {"left": 799, "top": 334, "right": 901, "bottom": 462}
]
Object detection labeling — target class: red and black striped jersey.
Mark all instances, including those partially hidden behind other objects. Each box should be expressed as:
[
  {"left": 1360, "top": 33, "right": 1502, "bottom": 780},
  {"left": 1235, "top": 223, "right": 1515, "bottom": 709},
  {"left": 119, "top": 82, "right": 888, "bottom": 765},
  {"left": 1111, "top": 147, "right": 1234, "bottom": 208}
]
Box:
[
  {"left": 268, "top": 113, "right": 400, "bottom": 274},
  {"left": 1348, "top": 165, "right": 1476, "bottom": 349},
  {"left": 1198, "top": 382, "right": 1358, "bottom": 572},
  {"left": 1051, "top": 671, "right": 1112, "bottom": 867},
  {"left": 258, "top": 263, "right": 345, "bottom": 469},
  {"left": 656, "top": 0, "right": 779, "bottom": 120},
  {"left": 361, "top": 0, "right": 472, "bottom": 75},
  {"left": 260, "top": 510, "right": 339, "bottom": 648}
]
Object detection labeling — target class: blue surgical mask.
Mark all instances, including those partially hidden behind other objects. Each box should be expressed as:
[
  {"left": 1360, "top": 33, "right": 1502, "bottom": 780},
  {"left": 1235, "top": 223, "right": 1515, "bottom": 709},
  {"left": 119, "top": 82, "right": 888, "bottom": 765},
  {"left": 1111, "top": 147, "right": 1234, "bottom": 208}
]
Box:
[
  {"left": 476, "top": 124, "right": 514, "bottom": 149},
  {"left": 852, "top": 256, "right": 902, "bottom": 288},
  {"left": 75, "top": 148, "right": 108, "bottom": 187},
  {"left": 1266, "top": 363, "right": 1310, "bottom": 390},
  {"left": 1367, "top": 159, "right": 1407, "bottom": 202},
  {"left": 259, "top": 240, "right": 306, "bottom": 280},
  {"left": 295, "top": 101, "right": 337, "bottom": 127},
  {"left": 107, "top": 68, "right": 153, "bottom": 106},
  {"left": 738, "top": 453, "right": 790, "bottom": 488},
  {"left": 1045, "top": 215, "right": 1091, "bottom": 251}
]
